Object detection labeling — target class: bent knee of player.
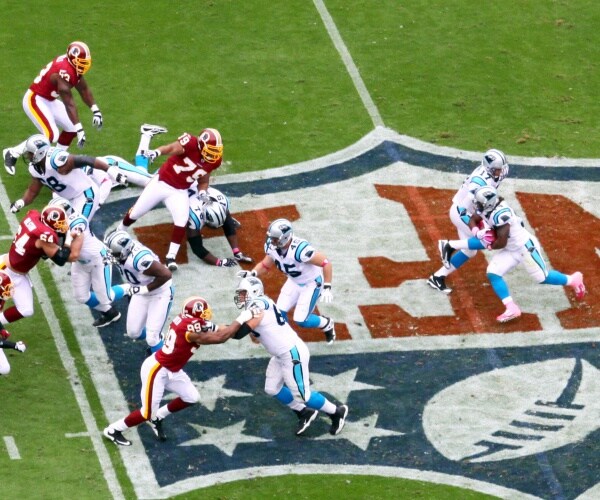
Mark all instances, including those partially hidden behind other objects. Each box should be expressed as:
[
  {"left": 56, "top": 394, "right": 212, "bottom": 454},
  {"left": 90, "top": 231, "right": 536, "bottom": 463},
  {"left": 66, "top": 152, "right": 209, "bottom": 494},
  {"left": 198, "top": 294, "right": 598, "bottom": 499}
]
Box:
[
  {"left": 18, "top": 305, "right": 35, "bottom": 318},
  {"left": 125, "top": 329, "right": 141, "bottom": 340},
  {"left": 0, "top": 364, "right": 10, "bottom": 376},
  {"left": 183, "top": 388, "right": 200, "bottom": 404},
  {"left": 264, "top": 381, "right": 284, "bottom": 397},
  {"left": 73, "top": 291, "right": 91, "bottom": 304},
  {"left": 463, "top": 248, "right": 477, "bottom": 259}
]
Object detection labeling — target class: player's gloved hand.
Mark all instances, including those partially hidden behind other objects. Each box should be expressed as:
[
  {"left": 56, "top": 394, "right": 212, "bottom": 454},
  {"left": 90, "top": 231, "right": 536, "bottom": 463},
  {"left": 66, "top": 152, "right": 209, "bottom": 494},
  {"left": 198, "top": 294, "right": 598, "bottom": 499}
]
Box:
[
  {"left": 14, "top": 341, "right": 26, "bottom": 353},
  {"left": 144, "top": 150, "right": 160, "bottom": 162},
  {"left": 197, "top": 190, "right": 209, "bottom": 204},
  {"left": 217, "top": 258, "right": 238, "bottom": 268},
  {"left": 234, "top": 251, "right": 253, "bottom": 263},
  {"left": 236, "top": 270, "right": 257, "bottom": 279},
  {"left": 107, "top": 166, "right": 128, "bottom": 186},
  {"left": 200, "top": 320, "right": 218, "bottom": 332},
  {"left": 127, "top": 285, "right": 149, "bottom": 297},
  {"left": 10, "top": 199, "right": 24, "bottom": 213},
  {"left": 320, "top": 283, "right": 333, "bottom": 303},
  {"left": 0, "top": 329, "right": 10, "bottom": 340},
  {"left": 91, "top": 105, "right": 103, "bottom": 130},
  {"left": 75, "top": 123, "right": 86, "bottom": 148}
]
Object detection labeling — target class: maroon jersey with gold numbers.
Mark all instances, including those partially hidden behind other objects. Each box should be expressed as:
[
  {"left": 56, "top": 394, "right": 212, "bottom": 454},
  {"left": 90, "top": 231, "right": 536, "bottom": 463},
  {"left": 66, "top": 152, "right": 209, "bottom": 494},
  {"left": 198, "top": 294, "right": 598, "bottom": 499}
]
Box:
[
  {"left": 29, "top": 54, "right": 82, "bottom": 101},
  {"left": 8, "top": 210, "right": 59, "bottom": 274},
  {"left": 155, "top": 315, "right": 206, "bottom": 372}
]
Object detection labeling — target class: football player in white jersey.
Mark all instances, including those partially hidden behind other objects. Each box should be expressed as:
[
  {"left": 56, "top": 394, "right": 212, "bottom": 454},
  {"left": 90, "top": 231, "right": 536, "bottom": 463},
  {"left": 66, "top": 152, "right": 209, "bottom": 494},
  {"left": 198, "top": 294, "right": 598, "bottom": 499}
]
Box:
[
  {"left": 186, "top": 186, "right": 253, "bottom": 267},
  {"left": 438, "top": 186, "right": 586, "bottom": 322},
  {"left": 234, "top": 276, "right": 348, "bottom": 436},
  {"left": 48, "top": 197, "right": 128, "bottom": 328},
  {"left": 428, "top": 149, "right": 509, "bottom": 294},
  {"left": 238, "top": 218, "right": 335, "bottom": 344},
  {"left": 104, "top": 230, "right": 173, "bottom": 353},
  {"left": 9, "top": 134, "right": 127, "bottom": 221}
]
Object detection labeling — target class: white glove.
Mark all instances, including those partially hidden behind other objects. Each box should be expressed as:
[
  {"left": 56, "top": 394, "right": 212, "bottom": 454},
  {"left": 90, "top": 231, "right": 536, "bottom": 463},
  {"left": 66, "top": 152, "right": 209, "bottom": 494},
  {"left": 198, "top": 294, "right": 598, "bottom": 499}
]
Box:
[
  {"left": 10, "top": 199, "right": 25, "bottom": 213},
  {"left": 217, "top": 258, "right": 238, "bottom": 268},
  {"left": 127, "top": 285, "right": 148, "bottom": 296},
  {"left": 320, "top": 283, "right": 333, "bottom": 303},
  {"left": 201, "top": 320, "right": 218, "bottom": 332},
  {"left": 91, "top": 105, "right": 103, "bottom": 130},
  {"left": 107, "top": 166, "right": 128, "bottom": 185},
  {"left": 144, "top": 149, "right": 160, "bottom": 162},
  {"left": 14, "top": 341, "right": 26, "bottom": 353},
  {"left": 75, "top": 123, "right": 86, "bottom": 148},
  {"left": 235, "top": 309, "right": 254, "bottom": 324},
  {"left": 197, "top": 190, "right": 209, "bottom": 203},
  {"left": 236, "top": 270, "right": 257, "bottom": 279}
]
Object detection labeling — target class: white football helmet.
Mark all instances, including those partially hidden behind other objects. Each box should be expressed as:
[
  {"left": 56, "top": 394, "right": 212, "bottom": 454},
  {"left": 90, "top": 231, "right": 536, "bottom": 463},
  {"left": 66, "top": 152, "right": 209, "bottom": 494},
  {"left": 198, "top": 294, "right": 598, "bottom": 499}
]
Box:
[
  {"left": 266, "top": 218, "right": 293, "bottom": 249},
  {"left": 48, "top": 196, "right": 74, "bottom": 216},
  {"left": 482, "top": 149, "right": 509, "bottom": 182},
  {"left": 104, "top": 230, "right": 134, "bottom": 262},
  {"left": 473, "top": 185, "right": 500, "bottom": 214},
  {"left": 207, "top": 187, "right": 229, "bottom": 212},
  {"left": 234, "top": 276, "right": 264, "bottom": 309},
  {"left": 203, "top": 200, "right": 227, "bottom": 228},
  {"left": 23, "top": 134, "right": 51, "bottom": 171}
]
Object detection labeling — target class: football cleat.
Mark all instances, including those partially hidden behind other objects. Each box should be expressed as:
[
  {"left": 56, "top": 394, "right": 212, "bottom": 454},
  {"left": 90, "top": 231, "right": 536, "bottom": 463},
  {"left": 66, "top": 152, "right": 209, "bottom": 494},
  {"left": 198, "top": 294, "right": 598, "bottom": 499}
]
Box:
[
  {"left": 569, "top": 272, "right": 586, "bottom": 300},
  {"left": 165, "top": 257, "right": 178, "bottom": 272},
  {"left": 295, "top": 408, "right": 318, "bottom": 436},
  {"left": 427, "top": 274, "right": 452, "bottom": 294},
  {"left": 93, "top": 308, "right": 121, "bottom": 328},
  {"left": 329, "top": 405, "right": 349, "bottom": 435},
  {"left": 438, "top": 240, "right": 455, "bottom": 269},
  {"left": 322, "top": 317, "right": 336, "bottom": 344},
  {"left": 140, "top": 124, "right": 168, "bottom": 136},
  {"left": 496, "top": 301, "right": 521, "bottom": 323},
  {"left": 147, "top": 418, "right": 167, "bottom": 441},
  {"left": 3, "top": 148, "right": 17, "bottom": 176},
  {"left": 103, "top": 427, "right": 131, "bottom": 446}
]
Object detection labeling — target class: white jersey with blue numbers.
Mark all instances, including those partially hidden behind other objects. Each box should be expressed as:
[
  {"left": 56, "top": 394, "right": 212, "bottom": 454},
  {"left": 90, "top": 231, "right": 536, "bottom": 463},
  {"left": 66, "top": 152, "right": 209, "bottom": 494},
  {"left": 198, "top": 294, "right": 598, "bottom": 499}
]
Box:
[
  {"left": 481, "top": 200, "right": 531, "bottom": 252},
  {"left": 65, "top": 209, "right": 107, "bottom": 265},
  {"left": 248, "top": 295, "right": 301, "bottom": 356},
  {"left": 117, "top": 241, "right": 162, "bottom": 288},
  {"left": 452, "top": 165, "right": 503, "bottom": 214},
  {"left": 265, "top": 236, "right": 321, "bottom": 286},
  {"left": 29, "top": 147, "right": 97, "bottom": 199}
]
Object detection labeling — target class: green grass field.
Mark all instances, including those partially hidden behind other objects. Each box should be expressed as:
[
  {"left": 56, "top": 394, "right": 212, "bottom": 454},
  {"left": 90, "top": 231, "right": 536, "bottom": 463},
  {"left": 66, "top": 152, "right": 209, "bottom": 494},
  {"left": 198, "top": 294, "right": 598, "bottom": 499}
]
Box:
[{"left": 1, "top": 1, "right": 598, "bottom": 499}]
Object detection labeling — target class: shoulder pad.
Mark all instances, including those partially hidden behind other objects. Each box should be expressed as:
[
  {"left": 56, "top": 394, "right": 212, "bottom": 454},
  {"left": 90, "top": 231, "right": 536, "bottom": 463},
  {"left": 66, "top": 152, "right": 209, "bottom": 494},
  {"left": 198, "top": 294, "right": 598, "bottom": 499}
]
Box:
[{"left": 49, "top": 149, "right": 69, "bottom": 170}]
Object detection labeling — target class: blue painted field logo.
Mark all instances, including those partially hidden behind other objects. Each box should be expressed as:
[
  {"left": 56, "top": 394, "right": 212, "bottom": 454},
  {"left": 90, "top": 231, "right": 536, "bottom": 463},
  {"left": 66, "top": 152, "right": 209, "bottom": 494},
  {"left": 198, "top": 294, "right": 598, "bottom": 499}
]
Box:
[{"left": 58, "top": 129, "right": 599, "bottom": 499}]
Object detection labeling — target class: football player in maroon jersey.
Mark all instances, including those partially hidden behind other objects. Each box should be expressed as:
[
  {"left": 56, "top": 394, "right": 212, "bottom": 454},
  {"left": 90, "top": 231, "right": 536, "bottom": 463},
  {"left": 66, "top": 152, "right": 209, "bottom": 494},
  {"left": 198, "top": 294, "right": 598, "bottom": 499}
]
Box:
[
  {"left": 117, "top": 128, "right": 224, "bottom": 271},
  {"left": 0, "top": 205, "right": 83, "bottom": 330},
  {"left": 4, "top": 41, "right": 102, "bottom": 175},
  {"left": 103, "top": 296, "right": 258, "bottom": 446},
  {"left": 0, "top": 272, "right": 26, "bottom": 376}
]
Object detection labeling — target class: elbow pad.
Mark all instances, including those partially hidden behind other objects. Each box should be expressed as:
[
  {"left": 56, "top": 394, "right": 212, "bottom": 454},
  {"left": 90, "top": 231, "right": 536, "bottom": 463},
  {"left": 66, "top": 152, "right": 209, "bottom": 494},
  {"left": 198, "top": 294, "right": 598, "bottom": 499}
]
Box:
[
  {"left": 51, "top": 247, "right": 72, "bottom": 266},
  {"left": 73, "top": 155, "right": 96, "bottom": 168}
]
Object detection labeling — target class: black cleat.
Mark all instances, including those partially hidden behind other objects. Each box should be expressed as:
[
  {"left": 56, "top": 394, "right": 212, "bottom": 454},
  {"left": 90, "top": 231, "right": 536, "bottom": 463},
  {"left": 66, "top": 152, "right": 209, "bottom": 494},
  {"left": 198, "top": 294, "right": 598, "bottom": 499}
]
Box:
[
  {"left": 3, "top": 148, "right": 17, "bottom": 176},
  {"left": 295, "top": 408, "right": 318, "bottom": 436},
  {"left": 165, "top": 257, "right": 178, "bottom": 271},
  {"left": 329, "top": 405, "right": 349, "bottom": 435},
  {"left": 438, "top": 240, "right": 455, "bottom": 269},
  {"left": 322, "top": 317, "right": 336, "bottom": 344},
  {"left": 103, "top": 427, "right": 131, "bottom": 446},
  {"left": 427, "top": 274, "right": 452, "bottom": 294},
  {"left": 93, "top": 308, "right": 121, "bottom": 328},
  {"left": 148, "top": 418, "right": 167, "bottom": 441}
]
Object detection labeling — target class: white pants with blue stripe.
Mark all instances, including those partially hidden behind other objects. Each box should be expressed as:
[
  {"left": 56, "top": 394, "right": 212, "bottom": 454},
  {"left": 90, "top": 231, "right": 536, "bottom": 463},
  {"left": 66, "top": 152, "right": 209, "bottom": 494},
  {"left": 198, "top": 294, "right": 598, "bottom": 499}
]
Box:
[
  {"left": 264, "top": 340, "right": 312, "bottom": 404},
  {"left": 487, "top": 236, "right": 548, "bottom": 283}
]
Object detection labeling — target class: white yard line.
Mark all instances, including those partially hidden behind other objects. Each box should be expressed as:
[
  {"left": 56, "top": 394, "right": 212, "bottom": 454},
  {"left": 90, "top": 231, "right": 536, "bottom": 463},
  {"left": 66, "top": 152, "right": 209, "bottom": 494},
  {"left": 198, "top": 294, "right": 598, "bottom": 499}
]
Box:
[{"left": 3, "top": 436, "right": 21, "bottom": 460}]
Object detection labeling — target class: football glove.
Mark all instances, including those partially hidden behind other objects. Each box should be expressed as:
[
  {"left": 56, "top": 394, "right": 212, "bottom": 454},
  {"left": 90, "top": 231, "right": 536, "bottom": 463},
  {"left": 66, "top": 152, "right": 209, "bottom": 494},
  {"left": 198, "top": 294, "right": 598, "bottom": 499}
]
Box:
[
  {"left": 236, "top": 270, "right": 257, "bottom": 279},
  {"left": 217, "top": 258, "right": 238, "bottom": 268},
  {"left": 197, "top": 190, "right": 209, "bottom": 204},
  {"left": 144, "top": 149, "right": 160, "bottom": 162},
  {"left": 320, "top": 283, "right": 333, "bottom": 303},
  {"left": 127, "top": 285, "right": 149, "bottom": 296},
  {"left": 200, "top": 320, "right": 218, "bottom": 332},
  {"left": 234, "top": 251, "right": 253, "bottom": 263},
  {"left": 10, "top": 199, "right": 24, "bottom": 213},
  {"left": 14, "top": 341, "right": 26, "bottom": 353},
  {"left": 75, "top": 123, "right": 86, "bottom": 148},
  {"left": 107, "top": 166, "right": 128, "bottom": 186},
  {"left": 91, "top": 105, "right": 103, "bottom": 130}
]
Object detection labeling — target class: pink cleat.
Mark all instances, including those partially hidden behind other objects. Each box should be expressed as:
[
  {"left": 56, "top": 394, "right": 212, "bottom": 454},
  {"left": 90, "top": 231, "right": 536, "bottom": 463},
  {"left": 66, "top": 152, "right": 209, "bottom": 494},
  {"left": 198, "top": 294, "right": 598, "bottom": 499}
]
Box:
[
  {"left": 569, "top": 272, "right": 586, "bottom": 300},
  {"left": 496, "top": 301, "right": 522, "bottom": 323}
]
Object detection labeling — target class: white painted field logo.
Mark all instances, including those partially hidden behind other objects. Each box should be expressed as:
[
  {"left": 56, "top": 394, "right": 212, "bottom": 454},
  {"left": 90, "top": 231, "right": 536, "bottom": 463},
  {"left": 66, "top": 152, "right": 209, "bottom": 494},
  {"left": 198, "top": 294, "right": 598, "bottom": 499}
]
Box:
[{"left": 423, "top": 357, "right": 599, "bottom": 463}]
